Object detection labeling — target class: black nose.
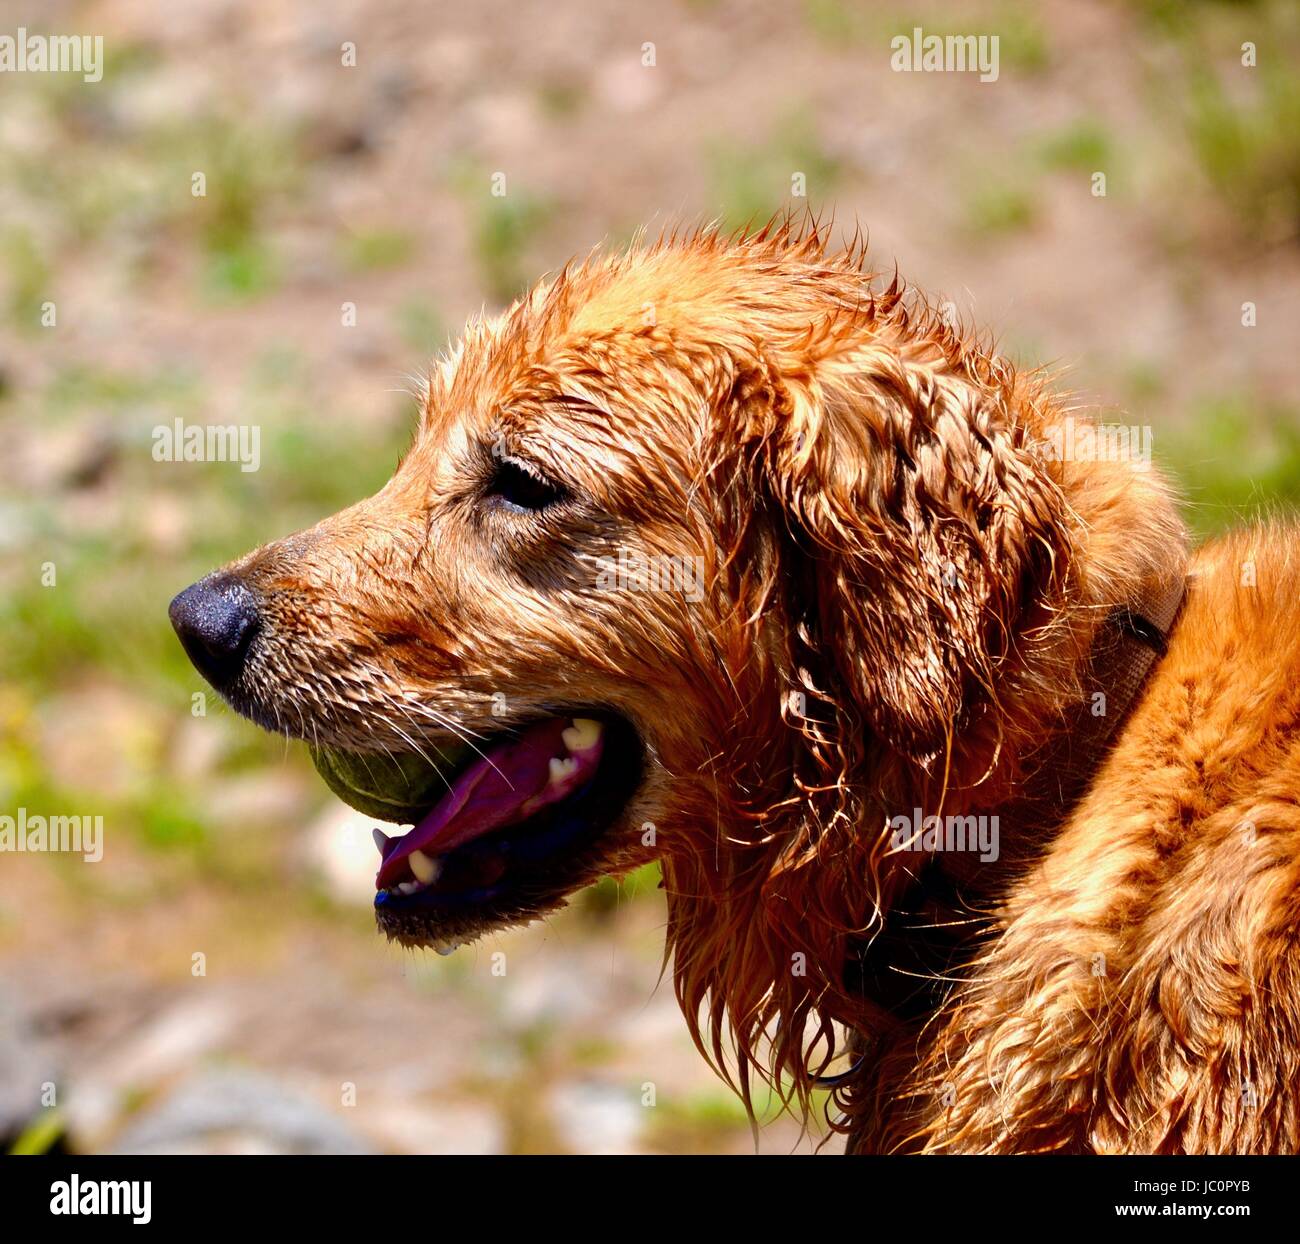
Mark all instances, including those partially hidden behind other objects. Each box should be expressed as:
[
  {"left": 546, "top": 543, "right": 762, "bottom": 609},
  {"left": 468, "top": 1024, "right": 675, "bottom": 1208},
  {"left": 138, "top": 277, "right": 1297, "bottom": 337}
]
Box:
[{"left": 169, "top": 574, "right": 260, "bottom": 688}]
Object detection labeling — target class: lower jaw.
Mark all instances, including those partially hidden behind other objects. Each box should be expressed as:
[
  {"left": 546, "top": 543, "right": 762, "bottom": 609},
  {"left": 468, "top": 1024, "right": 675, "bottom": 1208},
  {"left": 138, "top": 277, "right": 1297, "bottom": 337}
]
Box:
[{"left": 373, "top": 714, "right": 642, "bottom": 948}]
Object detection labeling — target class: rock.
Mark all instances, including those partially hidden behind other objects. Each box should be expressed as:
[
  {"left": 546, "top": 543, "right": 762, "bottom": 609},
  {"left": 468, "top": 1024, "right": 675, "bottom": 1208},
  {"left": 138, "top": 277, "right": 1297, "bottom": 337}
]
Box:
[
  {"left": 0, "top": 988, "right": 58, "bottom": 1141},
  {"left": 548, "top": 1079, "right": 646, "bottom": 1155},
  {"left": 65, "top": 996, "right": 236, "bottom": 1147},
  {"left": 110, "top": 1067, "right": 373, "bottom": 1155},
  {"left": 353, "top": 1097, "right": 505, "bottom": 1154},
  {"left": 303, "top": 800, "right": 383, "bottom": 907},
  {"left": 495, "top": 951, "right": 610, "bottom": 1029}
]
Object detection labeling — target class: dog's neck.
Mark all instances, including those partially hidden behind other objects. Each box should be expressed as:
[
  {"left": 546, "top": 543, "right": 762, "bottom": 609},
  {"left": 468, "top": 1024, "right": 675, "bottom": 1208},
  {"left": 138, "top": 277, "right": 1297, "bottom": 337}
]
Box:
[
  {"left": 907, "top": 411, "right": 1188, "bottom": 820},
  {"left": 843, "top": 435, "right": 1189, "bottom": 1035}
]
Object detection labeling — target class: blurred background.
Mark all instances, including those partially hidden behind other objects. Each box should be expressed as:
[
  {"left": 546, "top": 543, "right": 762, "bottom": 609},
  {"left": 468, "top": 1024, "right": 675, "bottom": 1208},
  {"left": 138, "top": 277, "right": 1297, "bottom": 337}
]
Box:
[{"left": 1, "top": 0, "right": 1298, "bottom": 1155}]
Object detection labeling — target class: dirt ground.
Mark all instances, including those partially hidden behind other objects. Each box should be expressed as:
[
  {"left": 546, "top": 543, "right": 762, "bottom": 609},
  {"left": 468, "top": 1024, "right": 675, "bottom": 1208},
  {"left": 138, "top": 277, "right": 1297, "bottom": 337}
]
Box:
[{"left": 1, "top": 0, "right": 1298, "bottom": 1153}]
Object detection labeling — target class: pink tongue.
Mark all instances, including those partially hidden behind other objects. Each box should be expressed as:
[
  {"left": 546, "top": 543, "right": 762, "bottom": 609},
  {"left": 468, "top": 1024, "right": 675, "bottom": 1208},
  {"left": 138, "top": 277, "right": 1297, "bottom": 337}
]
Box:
[{"left": 376, "top": 718, "right": 603, "bottom": 890}]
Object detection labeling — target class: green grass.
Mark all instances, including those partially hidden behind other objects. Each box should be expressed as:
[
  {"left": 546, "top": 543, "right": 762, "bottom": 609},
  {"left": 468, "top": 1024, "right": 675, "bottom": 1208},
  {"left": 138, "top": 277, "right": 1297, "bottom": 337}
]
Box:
[
  {"left": 537, "top": 80, "right": 586, "bottom": 121},
  {"left": 475, "top": 194, "right": 554, "bottom": 305},
  {"left": 803, "top": 0, "right": 874, "bottom": 46},
  {"left": 706, "top": 108, "right": 841, "bottom": 233},
  {"left": 1159, "top": 398, "right": 1300, "bottom": 539},
  {"left": 449, "top": 161, "right": 555, "bottom": 305},
  {"left": 961, "top": 114, "right": 1117, "bottom": 238},
  {"left": 395, "top": 295, "right": 448, "bottom": 356},
  {"left": 342, "top": 228, "right": 418, "bottom": 273},
  {"left": 1123, "top": 359, "right": 1167, "bottom": 404},
  {"left": 202, "top": 240, "right": 278, "bottom": 300},
  {"left": 8, "top": 1110, "right": 65, "bottom": 1156},
  {"left": 578, "top": 862, "right": 662, "bottom": 915},
  {"left": 181, "top": 117, "right": 302, "bottom": 300},
  {"left": 1134, "top": 0, "right": 1300, "bottom": 244},
  {"left": 963, "top": 179, "right": 1038, "bottom": 236},
  {"left": 991, "top": 4, "right": 1050, "bottom": 75},
  {"left": 1184, "top": 61, "right": 1300, "bottom": 242},
  {"left": 1036, "top": 118, "right": 1114, "bottom": 174},
  {"left": 185, "top": 118, "right": 300, "bottom": 253},
  {"left": 0, "top": 355, "right": 414, "bottom": 870},
  {"left": 131, "top": 787, "right": 211, "bottom": 851},
  {"left": 7, "top": 102, "right": 301, "bottom": 283},
  {"left": 806, "top": 1, "right": 1048, "bottom": 72},
  {"left": 0, "top": 226, "right": 53, "bottom": 331},
  {"left": 644, "top": 1082, "right": 831, "bottom": 1152},
  {"left": 0, "top": 108, "right": 304, "bottom": 296}
]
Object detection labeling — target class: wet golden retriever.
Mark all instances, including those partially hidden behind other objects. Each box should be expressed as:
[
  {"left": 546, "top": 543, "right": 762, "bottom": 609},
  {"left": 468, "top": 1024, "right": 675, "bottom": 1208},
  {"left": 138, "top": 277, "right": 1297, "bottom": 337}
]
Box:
[{"left": 170, "top": 220, "right": 1300, "bottom": 1153}]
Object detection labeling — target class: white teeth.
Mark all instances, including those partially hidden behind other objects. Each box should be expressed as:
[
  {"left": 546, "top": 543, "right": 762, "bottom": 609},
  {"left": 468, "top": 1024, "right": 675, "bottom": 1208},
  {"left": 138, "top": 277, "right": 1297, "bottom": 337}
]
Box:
[
  {"left": 562, "top": 718, "right": 603, "bottom": 753},
  {"left": 372, "top": 828, "right": 391, "bottom": 856},
  {"left": 396, "top": 881, "right": 421, "bottom": 896},
  {"left": 548, "top": 756, "right": 579, "bottom": 786},
  {"left": 409, "top": 850, "right": 440, "bottom": 884}
]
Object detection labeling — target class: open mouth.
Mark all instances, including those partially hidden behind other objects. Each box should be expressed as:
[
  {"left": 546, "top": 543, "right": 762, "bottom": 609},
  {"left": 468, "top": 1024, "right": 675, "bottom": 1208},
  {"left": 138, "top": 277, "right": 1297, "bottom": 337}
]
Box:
[{"left": 310, "top": 713, "right": 641, "bottom": 949}]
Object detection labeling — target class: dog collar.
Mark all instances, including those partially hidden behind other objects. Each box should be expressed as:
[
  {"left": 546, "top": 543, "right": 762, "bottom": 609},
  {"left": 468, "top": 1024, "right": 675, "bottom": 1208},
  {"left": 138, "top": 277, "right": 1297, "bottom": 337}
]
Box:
[
  {"left": 1099, "top": 572, "right": 1187, "bottom": 719},
  {"left": 827, "top": 573, "right": 1189, "bottom": 1075},
  {"left": 1054, "top": 571, "right": 1188, "bottom": 807}
]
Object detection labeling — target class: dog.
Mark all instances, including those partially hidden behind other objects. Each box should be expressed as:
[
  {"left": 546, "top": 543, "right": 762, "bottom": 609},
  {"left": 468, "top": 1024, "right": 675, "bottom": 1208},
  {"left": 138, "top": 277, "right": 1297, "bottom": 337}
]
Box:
[{"left": 169, "top": 219, "right": 1300, "bottom": 1153}]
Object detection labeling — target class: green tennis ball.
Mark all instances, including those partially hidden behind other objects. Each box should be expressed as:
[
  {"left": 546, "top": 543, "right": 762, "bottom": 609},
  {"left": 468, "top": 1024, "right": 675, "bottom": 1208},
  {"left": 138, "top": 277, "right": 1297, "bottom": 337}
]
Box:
[{"left": 309, "top": 742, "right": 473, "bottom": 824}]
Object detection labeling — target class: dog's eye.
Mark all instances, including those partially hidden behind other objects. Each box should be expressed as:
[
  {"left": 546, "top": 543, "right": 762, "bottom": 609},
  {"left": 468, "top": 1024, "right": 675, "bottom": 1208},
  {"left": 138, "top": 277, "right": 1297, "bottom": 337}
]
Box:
[{"left": 485, "top": 457, "right": 567, "bottom": 513}]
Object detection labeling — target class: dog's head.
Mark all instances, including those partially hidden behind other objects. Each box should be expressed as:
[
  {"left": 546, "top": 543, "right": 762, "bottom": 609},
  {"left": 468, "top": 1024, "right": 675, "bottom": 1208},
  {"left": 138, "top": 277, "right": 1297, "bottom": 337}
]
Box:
[{"left": 171, "top": 223, "right": 1073, "bottom": 1099}]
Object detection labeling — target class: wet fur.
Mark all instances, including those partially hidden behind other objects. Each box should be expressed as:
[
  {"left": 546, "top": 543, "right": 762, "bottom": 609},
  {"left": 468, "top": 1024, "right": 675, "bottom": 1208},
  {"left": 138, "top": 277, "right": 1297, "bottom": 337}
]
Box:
[{"left": 210, "top": 219, "right": 1299, "bottom": 1153}]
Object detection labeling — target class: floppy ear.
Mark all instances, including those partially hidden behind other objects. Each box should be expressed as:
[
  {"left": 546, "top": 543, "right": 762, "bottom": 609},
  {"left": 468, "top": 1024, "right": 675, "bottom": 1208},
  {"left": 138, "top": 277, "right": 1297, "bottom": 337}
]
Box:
[{"left": 738, "top": 346, "right": 1061, "bottom": 763}]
